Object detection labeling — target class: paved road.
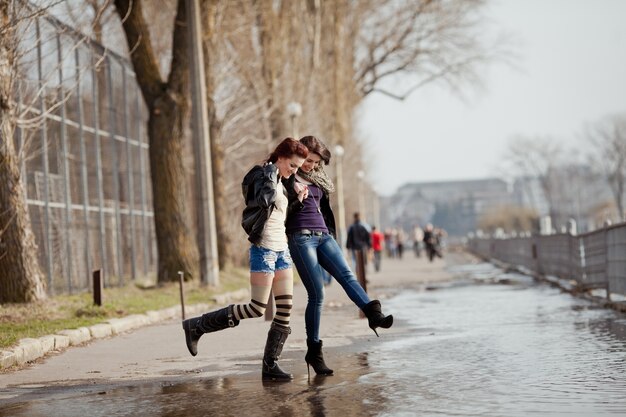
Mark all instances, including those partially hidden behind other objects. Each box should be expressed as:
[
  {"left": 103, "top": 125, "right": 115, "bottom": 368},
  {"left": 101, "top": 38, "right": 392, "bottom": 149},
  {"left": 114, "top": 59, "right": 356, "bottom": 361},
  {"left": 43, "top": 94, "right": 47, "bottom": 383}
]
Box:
[
  {"left": 3, "top": 251, "right": 624, "bottom": 417},
  {"left": 0, "top": 251, "right": 458, "bottom": 390}
]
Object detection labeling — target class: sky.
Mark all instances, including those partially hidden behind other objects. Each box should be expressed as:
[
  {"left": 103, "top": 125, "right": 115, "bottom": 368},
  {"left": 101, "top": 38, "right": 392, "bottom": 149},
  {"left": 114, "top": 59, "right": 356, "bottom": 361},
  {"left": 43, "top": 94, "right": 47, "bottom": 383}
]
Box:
[{"left": 358, "top": 0, "right": 626, "bottom": 196}]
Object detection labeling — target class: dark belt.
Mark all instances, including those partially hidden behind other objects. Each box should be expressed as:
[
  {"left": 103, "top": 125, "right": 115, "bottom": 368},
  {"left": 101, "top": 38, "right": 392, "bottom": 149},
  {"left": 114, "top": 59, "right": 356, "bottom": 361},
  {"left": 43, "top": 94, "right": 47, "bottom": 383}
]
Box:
[{"left": 292, "top": 229, "right": 324, "bottom": 236}]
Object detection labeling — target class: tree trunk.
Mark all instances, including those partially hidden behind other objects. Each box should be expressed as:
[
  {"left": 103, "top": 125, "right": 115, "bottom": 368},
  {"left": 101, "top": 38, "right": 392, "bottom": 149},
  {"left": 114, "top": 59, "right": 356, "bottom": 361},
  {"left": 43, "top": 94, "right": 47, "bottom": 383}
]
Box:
[
  {"left": 209, "top": 122, "right": 231, "bottom": 269},
  {"left": 148, "top": 94, "right": 198, "bottom": 281},
  {"left": 0, "top": 0, "right": 47, "bottom": 303},
  {"left": 115, "top": 0, "right": 199, "bottom": 282},
  {"left": 255, "top": 0, "right": 288, "bottom": 141}
]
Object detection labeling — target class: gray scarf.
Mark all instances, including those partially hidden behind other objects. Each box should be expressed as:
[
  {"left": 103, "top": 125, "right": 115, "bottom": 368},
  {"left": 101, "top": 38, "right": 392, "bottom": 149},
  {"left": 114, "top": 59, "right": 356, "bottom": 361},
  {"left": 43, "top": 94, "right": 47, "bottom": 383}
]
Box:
[{"left": 297, "top": 165, "right": 335, "bottom": 195}]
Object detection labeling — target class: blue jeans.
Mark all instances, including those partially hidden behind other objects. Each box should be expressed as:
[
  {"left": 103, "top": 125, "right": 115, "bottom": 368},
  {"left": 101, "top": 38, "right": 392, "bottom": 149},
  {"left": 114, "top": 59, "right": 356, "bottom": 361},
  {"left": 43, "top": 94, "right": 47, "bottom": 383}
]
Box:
[{"left": 288, "top": 232, "right": 370, "bottom": 342}]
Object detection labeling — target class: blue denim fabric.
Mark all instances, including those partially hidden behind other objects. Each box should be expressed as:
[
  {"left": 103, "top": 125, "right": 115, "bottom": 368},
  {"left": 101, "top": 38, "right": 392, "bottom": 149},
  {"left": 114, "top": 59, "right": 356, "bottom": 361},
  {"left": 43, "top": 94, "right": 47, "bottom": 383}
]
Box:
[
  {"left": 249, "top": 245, "right": 293, "bottom": 273},
  {"left": 288, "top": 232, "right": 370, "bottom": 342}
]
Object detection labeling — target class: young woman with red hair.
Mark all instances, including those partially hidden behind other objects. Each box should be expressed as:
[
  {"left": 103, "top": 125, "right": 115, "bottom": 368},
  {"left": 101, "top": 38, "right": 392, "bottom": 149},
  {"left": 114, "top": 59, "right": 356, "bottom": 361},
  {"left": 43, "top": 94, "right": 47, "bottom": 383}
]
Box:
[{"left": 182, "top": 137, "right": 309, "bottom": 381}]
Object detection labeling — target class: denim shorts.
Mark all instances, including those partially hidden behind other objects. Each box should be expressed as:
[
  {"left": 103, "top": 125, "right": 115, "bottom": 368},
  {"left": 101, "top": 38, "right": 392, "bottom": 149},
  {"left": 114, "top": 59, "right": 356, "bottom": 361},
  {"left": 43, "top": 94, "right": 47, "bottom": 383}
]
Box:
[{"left": 249, "top": 245, "right": 293, "bottom": 273}]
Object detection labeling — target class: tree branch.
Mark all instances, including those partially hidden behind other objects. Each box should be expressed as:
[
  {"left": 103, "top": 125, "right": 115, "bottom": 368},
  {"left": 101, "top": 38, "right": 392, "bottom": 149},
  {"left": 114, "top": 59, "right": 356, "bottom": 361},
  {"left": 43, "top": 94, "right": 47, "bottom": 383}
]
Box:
[{"left": 114, "top": 0, "right": 164, "bottom": 106}]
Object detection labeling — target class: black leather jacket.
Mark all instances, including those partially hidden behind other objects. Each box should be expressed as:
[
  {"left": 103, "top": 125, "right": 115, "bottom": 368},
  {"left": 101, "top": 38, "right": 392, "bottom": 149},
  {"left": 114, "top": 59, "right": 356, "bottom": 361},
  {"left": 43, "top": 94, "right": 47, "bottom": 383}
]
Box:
[
  {"left": 241, "top": 163, "right": 283, "bottom": 244},
  {"left": 283, "top": 175, "right": 337, "bottom": 238}
]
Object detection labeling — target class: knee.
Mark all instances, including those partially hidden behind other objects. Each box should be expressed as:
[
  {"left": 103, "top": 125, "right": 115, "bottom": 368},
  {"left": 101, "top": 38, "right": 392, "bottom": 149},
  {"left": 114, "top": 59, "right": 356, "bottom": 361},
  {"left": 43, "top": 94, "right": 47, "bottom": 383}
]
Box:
[
  {"left": 315, "top": 294, "right": 324, "bottom": 307},
  {"left": 249, "top": 305, "right": 266, "bottom": 318},
  {"left": 307, "top": 292, "right": 324, "bottom": 307}
]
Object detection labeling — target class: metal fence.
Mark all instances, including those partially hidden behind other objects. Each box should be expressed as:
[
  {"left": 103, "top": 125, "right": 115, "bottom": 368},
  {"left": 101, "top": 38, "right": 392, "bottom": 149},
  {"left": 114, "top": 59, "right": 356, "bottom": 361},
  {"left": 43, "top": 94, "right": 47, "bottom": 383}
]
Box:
[
  {"left": 466, "top": 222, "right": 626, "bottom": 300},
  {"left": 14, "top": 12, "right": 156, "bottom": 295}
]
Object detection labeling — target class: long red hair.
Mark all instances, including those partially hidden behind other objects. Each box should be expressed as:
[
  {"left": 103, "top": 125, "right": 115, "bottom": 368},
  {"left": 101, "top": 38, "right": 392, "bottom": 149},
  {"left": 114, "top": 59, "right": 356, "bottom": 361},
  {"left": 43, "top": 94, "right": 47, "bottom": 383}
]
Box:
[{"left": 267, "top": 137, "right": 309, "bottom": 163}]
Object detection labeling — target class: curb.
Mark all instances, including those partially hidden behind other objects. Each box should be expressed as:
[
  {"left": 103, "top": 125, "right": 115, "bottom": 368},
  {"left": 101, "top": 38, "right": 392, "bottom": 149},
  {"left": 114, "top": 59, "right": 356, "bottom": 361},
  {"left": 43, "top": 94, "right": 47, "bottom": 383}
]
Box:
[{"left": 0, "top": 289, "right": 249, "bottom": 371}]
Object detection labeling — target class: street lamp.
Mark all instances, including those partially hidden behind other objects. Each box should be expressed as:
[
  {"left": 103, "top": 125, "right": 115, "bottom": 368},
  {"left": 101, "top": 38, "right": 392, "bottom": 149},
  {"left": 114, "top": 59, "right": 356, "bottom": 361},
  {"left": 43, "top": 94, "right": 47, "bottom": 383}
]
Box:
[
  {"left": 372, "top": 191, "right": 380, "bottom": 229},
  {"left": 334, "top": 145, "right": 347, "bottom": 250},
  {"left": 286, "top": 101, "right": 302, "bottom": 138},
  {"left": 357, "top": 170, "right": 366, "bottom": 222}
]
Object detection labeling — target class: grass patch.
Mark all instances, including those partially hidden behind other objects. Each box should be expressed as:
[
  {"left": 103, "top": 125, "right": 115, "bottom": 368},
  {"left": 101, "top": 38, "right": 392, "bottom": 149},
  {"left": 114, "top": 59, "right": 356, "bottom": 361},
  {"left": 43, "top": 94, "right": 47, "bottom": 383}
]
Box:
[{"left": 0, "top": 266, "right": 250, "bottom": 350}]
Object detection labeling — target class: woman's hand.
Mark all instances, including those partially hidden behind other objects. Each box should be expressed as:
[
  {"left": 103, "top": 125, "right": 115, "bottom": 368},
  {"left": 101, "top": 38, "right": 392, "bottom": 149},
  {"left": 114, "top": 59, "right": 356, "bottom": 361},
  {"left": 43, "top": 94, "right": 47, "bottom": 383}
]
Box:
[{"left": 294, "top": 182, "right": 309, "bottom": 202}]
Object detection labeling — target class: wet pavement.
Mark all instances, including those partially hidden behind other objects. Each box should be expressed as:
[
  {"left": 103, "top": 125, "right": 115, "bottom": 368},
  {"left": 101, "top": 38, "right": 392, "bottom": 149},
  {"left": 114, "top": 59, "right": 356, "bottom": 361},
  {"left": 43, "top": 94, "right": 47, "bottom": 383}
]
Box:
[
  {"left": 377, "top": 265, "right": 626, "bottom": 416},
  {"left": 1, "top": 257, "right": 625, "bottom": 416},
  {"left": 0, "top": 349, "right": 390, "bottom": 417}
]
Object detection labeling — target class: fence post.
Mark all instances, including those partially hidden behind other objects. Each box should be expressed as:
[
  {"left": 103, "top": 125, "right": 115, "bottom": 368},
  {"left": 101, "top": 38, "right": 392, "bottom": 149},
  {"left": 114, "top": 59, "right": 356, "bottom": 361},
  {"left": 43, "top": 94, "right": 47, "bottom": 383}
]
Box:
[
  {"left": 605, "top": 226, "right": 611, "bottom": 302},
  {"left": 178, "top": 271, "right": 186, "bottom": 320},
  {"left": 93, "top": 270, "right": 103, "bottom": 306},
  {"left": 356, "top": 249, "right": 367, "bottom": 318}
]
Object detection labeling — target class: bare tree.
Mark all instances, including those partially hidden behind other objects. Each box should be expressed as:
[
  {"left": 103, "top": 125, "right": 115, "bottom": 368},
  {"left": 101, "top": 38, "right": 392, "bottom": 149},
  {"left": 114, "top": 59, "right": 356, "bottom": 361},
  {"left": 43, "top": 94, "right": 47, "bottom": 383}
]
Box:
[
  {"left": 114, "top": 0, "right": 198, "bottom": 282},
  {"left": 586, "top": 114, "right": 626, "bottom": 221},
  {"left": 61, "top": 0, "right": 119, "bottom": 46},
  {"left": 294, "top": 0, "right": 502, "bottom": 206},
  {"left": 504, "top": 135, "right": 565, "bottom": 225},
  {"left": 195, "top": 0, "right": 315, "bottom": 265},
  {"left": 0, "top": 0, "right": 47, "bottom": 303},
  {"left": 354, "top": 0, "right": 499, "bottom": 101}
]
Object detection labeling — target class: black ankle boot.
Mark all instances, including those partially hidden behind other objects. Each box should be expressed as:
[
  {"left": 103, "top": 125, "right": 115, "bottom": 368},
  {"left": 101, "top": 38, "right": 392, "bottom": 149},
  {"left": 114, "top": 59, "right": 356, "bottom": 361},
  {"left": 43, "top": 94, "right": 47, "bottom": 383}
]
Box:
[
  {"left": 182, "top": 305, "right": 239, "bottom": 356},
  {"left": 305, "top": 339, "right": 333, "bottom": 376},
  {"left": 262, "top": 323, "right": 293, "bottom": 381},
  {"left": 362, "top": 300, "right": 393, "bottom": 337}
]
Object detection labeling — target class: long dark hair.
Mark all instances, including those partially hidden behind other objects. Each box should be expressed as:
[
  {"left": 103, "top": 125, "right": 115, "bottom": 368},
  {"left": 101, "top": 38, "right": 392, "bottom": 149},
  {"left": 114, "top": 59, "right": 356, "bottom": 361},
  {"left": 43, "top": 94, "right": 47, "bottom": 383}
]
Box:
[
  {"left": 267, "top": 137, "right": 309, "bottom": 163},
  {"left": 299, "top": 135, "right": 331, "bottom": 165}
]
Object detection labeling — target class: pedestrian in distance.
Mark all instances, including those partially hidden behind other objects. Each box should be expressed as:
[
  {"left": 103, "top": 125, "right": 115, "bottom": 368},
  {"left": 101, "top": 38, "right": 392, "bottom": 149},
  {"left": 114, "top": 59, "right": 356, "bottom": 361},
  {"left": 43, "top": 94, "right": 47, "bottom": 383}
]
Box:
[
  {"left": 284, "top": 135, "right": 393, "bottom": 377},
  {"left": 370, "top": 225, "right": 384, "bottom": 272},
  {"left": 412, "top": 224, "right": 423, "bottom": 258},
  {"left": 423, "top": 223, "right": 442, "bottom": 262},
  {"left": 396, "top": 228, "right": 406, "bottom": 259},
  {"left": 182, "top": 137, "right": 309, "bottom": 382},
  {"left": 346, "top": 212, "right": 372, "bottom": 269}
]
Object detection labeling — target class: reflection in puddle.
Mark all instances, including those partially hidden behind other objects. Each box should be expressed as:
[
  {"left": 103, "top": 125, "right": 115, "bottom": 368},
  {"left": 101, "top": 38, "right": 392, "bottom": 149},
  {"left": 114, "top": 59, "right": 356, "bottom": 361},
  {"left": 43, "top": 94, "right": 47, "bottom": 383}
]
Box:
[{"left": 0, "top": 352, "right": 386, "bottom": 417}]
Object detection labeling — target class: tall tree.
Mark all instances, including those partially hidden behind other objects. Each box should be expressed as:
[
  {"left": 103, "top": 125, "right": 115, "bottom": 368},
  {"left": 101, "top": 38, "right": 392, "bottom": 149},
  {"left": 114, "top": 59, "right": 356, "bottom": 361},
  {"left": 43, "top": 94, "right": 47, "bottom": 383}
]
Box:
[
  {"left": 0, "top": 0, "right": 47, "bottom": 302},
  {"left": 254, "top": 0, "right": 291, "bottom": 142},
  {"left": 114, "top": 0, "right": 198, "bottom": 282}
]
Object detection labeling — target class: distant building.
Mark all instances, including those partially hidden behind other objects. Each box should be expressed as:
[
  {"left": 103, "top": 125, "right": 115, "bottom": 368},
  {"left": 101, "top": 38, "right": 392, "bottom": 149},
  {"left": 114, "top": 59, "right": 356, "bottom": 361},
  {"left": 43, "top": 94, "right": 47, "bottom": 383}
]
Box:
[
  {"left": 382, "top": 168, "right": 617, "bottom": 237},
  {"left": 382, "top": 178, "right": 512, "bottom": 237}
]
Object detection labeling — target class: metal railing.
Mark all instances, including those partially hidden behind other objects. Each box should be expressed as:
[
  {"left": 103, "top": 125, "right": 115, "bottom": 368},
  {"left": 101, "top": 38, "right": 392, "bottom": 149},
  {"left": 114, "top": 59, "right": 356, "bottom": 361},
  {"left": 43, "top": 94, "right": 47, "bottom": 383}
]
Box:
[
  {"left": 467, "top": 222, "right": 626, "bottom": 300},
  {"left": 13, "top": 11, "right": 156, "bottom": 294}
]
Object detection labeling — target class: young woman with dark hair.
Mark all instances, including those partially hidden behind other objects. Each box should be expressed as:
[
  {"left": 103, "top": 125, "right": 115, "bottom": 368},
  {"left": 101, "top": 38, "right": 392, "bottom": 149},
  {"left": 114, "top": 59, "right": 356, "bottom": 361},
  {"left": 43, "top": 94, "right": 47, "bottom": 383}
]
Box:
[
  {"left": 182, "top": 137, "right": 309, "bottom": 381},
  {"left": 283, "top": 135, "right": 393, "bottom": 376}
]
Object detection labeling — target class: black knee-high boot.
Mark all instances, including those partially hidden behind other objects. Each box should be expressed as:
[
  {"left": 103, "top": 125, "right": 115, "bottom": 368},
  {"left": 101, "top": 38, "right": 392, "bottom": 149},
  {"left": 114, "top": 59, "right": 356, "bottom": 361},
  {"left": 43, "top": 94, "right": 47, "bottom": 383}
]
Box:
[
  {"left": 362, "top": 300, "right": 393, "bottom": 337},
  {"left": 305, "top": 339, "right": 333, "bottom": 376},
  {"left": 182, "top": 305, "right": 239, "bottom": 356},
  {"left": 262, "top": 322, "right": 293, "bottom": 381}
]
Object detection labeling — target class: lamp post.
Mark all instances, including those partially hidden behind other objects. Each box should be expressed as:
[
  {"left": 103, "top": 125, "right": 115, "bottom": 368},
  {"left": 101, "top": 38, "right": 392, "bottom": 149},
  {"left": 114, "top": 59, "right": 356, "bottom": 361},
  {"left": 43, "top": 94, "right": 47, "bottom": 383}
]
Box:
[
  {"left": 186, "top": 0, "right": 218, "bottom": 285},
  {"left": 357, "top": 169, "right": 366, "bottom": 222},
  {"left": 334, "top": 145, "right": 347, "bottom": 250},
  {"left": 373, "top": 191, "right": 380, "bottom": 229},
  {"left": 286, "top": 101, "right": 302, "bottom": 138}
]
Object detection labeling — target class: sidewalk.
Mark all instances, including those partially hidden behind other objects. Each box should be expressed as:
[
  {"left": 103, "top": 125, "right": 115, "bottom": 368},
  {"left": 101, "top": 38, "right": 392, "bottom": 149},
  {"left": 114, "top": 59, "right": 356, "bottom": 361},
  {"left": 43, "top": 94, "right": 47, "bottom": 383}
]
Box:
[{"left": 0, "top": 251, "right": 469, "bottom": 389}]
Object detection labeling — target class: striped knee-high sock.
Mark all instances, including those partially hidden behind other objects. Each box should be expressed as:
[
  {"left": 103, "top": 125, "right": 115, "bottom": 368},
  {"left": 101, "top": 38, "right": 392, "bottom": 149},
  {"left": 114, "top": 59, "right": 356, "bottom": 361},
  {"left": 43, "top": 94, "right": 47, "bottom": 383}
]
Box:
[
  {"left": 232, "top": 284, "right": 271, "bottom": 321},
  {"left": 272, "top": 275, "right": 293, "bottom": 327}
]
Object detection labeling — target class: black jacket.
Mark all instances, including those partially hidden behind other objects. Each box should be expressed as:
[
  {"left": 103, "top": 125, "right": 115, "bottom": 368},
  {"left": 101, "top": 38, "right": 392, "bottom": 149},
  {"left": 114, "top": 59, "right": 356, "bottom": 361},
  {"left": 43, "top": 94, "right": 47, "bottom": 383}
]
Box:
[
  {"left": 241, "top": 163, "right": 283, "bottom": 244},
  {"left": 346, "top": 221, "right": 371, "bottom": 250},
  {"left": 283, "top": 175, "right": 337, "bottom": 238}
]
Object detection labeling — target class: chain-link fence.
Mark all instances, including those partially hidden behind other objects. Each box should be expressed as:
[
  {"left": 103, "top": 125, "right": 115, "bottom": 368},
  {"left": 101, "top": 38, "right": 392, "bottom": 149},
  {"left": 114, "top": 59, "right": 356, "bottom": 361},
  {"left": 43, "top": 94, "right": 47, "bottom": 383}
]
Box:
[
  {"left": 467, "top": 222, "right": 626, "bottom": 301},
  {"left": 14, "top": 11, "right": 156, "bottom": 295}
]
